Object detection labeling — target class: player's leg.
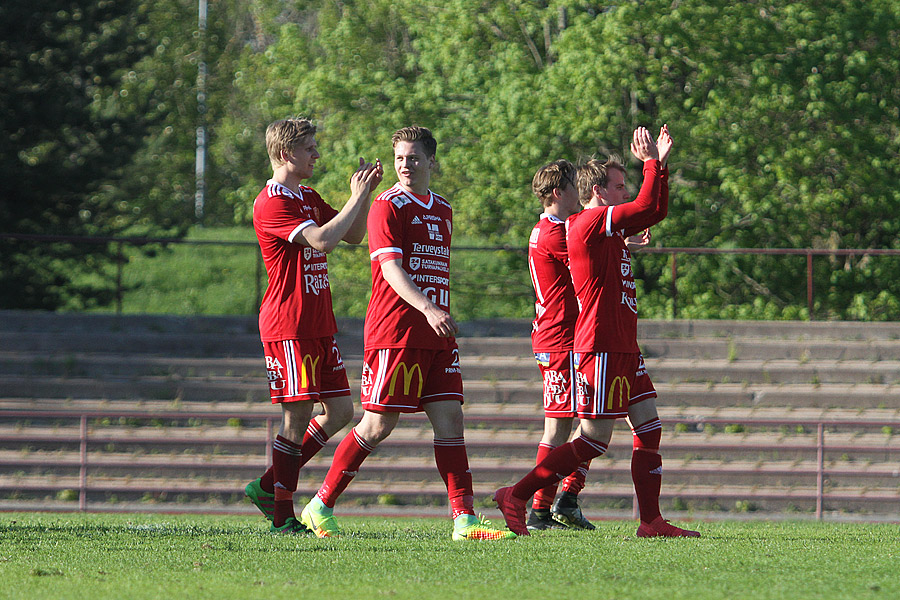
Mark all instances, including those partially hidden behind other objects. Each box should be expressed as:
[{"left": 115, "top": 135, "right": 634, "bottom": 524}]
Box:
[
  {"left": 300, "top": 409, "right": 399, "bottom": 537},
  {"left": 495, "top": 418, "right": 612, "bottom": 536},
  {"left": 627, "top": 397, "right": 699, "bottom": 538},
  {"left": 551, "top": 422, "right": 596, "bottom": 530},
  {"left": 297, "top": 336, "right": 354, "bottom": 464},
  {"left": 266, "top": 399, "right": 314, "bottom": 532},
  {"left": 528, "top": 416, "right": 571, "bottom": 530},
  {"left": 422, "top": 349, "right": 514, "bottom": 540}
]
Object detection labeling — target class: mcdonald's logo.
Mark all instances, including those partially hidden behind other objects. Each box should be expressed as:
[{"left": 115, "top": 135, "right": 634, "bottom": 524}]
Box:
[
  {"left": 607, "top": 376, "right": 631, "bottom": 411},
  {"left": 300, "top": 354, "right": 321, "bottom": 388},
  {"left": 388, "top": 362, "right": 424, "bottom": 397}
]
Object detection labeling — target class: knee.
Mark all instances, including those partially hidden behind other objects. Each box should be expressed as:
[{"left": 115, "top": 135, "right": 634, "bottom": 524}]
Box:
[{"left": 326, "top": 397, "right": 355, "bottom": 429}]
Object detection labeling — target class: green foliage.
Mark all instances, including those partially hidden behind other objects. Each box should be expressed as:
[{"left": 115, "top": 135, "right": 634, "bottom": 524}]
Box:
[
  {"left": 1, "top": 513, "right": 899, "bottom": 600},
  {"left": 0, "top": 0, "right": 154, "bottom": 309}
]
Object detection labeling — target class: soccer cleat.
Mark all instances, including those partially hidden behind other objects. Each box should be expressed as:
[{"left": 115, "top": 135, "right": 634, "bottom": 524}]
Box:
[
  {"left": 527, "top": 508, "right": 566, "bottom": 531},
  {"left": 492, "top": 486, "right": 529, "bottom": 536},
  {"left": 636, "top": 516, "right": 701, "bottom": 538},
  {"left": 270, "top": 516, "right": 310, "bottom": 535},
  {"left": 551, "top": 491, "right": 596, "bottom": 530},
  {"left": 452, "top": 513, "right": 517, "bottom": 541},
  {"left": 300, "top": 496, "right": 342, "bottom": 538},
  {"left": 245, "top": 478, "right": 275, "bottom": 522}
]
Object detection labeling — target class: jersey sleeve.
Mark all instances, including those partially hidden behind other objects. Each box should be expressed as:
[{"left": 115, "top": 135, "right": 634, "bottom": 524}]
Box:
[
  {"left": 608, "top": 159, "right": 666, "bottom": 234},
  {"left": 367, "top": 197, "right": 404, "bottom": 263},
  {"left": 543, "top": 222, "right": 569, "bottom": 266},
  {"left": 256, "top": 193, "right": 316, "bottom": 243}
]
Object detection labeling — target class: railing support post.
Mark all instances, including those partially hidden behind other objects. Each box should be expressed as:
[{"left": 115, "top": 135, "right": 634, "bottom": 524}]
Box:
[
  {"left": 266, "top": 418, "right": 274, "bottom": 466},
  {"left": 670, "top": 252, "right": 678, "bottom": 319},
  {"left": 79, "top": 415, "right": 88, "bottom": 512},
  {"left": 807, "top": 253, "right": 814, "bottom": 320},
  {"left": 816, "top": 423, "right": 824, "bottom": 520}
]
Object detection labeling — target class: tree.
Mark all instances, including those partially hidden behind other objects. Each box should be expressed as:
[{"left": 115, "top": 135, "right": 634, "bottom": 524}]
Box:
[{"left": 0, "top": 0, "right": 153, "bottom": 309}]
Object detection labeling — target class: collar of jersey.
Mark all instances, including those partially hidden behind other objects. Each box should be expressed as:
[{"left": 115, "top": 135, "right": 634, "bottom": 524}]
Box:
[
  {"left": 266, "top": 179, "right": 303, "bottom": 200},
  {"left": 393, "top": 184, "right": 433, "bottom": 209},
  {"left": 540, "top": 212, "right": 564, "bottom": 224}
]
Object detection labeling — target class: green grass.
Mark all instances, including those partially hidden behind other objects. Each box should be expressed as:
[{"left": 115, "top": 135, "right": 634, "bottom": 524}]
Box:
[{"left": 2, "top": 513, "right": 897, "bottom": 600}]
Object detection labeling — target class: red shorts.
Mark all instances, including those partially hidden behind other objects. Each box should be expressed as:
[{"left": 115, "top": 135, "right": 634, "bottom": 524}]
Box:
[
  {"left": 262, "top": 337, "right": 350, "bottom": 404},
  {"left": 535, "top": 351, "right": 577, "bottom": 418},
  {"left": 361, "top": 345, "right": 464, "bottom": 413},
  {"left": 574, "top": 352, "right": 656, "bottom": 419}
]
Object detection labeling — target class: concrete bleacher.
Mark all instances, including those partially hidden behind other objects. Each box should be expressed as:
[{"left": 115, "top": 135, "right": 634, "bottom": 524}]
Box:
[{"left": 1, "top": 310, "right": 898, "bottom": 520}]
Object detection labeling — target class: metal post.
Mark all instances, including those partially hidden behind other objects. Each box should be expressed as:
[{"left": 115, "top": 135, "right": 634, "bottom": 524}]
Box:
[
  {"left": 115, "top": 241, "right": 124, "bottom": 315},
  {"left": 79, "top": 415, "right": 88, "bottom": 512},
  {"left": 815, "top": 423, "right": 824, "bottom": 520},
  {"left": 194, "top": 0, "right": 207, "bottom": 220},
  {"left": 807, "top": 253, "right": 814, "bottom": 320},
  {"left": 670, "top": 252, "right": 678, "bottom": 319}
]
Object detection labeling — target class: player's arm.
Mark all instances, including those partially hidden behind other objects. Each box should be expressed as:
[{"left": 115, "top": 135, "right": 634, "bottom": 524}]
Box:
[
  {"left": 610, "top": 127, "right": 669, "bottom": 231},
  {"left": 379, "top": 258, "right": 459, "bottom": 338},
  {"left": 293, "top": 159, "right": 380, "bottom": 252},
  {"left": 342, "top": 159, "right": 383, "bottom": 244},
  {"left": 625, "top": 229, "right": 652, "bottom": 250}
]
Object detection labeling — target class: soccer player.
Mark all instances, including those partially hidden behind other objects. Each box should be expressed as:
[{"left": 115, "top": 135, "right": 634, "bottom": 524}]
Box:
[
  {"left": 299, "top": 126, "right": 515, "bottom": 541},
  {"left": 495, "top": 125, "right": 700, "bottom": 538},
  {"left": 245, "top": 117, "right": 383, "bottom": 534},
  {"left": 526, "top": 160, "right": 650, "bottom": 531}
]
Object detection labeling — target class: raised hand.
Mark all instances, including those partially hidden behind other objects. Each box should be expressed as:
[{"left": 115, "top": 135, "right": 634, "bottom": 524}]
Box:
[
  {"left": 350, "top": 157, "right": 377, "bottom": 198},
  {"left": 630, "top": 127, "right": 659, "bottom": 162},
  {"left": 657, "top": 124, "right": 673, "bottom": 168}
]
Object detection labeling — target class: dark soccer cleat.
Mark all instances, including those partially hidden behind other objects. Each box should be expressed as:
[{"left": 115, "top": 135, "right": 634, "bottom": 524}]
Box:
[
  {"left": 492, "top": 486, "right": 529, "bottom": 536},
  {"left": 270, "top": 516, "right": 311, "bottom": 535},
  {"left": 636, "top": 516, "right": 700, "bottom": 538},
  {"left": 527, "top": 508, "right": 566, "bottom": 531},
  {"left": 551, "top": 491, "right": 596, "bottom": 530}
]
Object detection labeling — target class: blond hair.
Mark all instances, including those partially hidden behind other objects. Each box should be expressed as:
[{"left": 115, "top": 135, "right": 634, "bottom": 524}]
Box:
[
  {"left": 575, "top": 156, "right": 625, "bottom": 206},
  {"left": 391, "top": 126, "right": 437, "bottom": 158},
  {"left": 531, "top": 160, "right": 576, "bottom": 207},
  {"left": 266, "top": 118, "right": 317, "bottom": 167}
]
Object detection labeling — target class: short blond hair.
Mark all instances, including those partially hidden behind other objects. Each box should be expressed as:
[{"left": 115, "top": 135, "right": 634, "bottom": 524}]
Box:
[
  {"left": 531, "top": 160, "right": 576, "bottom": 207},
  {"left": 266, "top": 118, "right": 317, "bottom": 167},
  {"left": 575, "top": 156, "right": 625, "bottom": 206},
  {"left": 391, "top": 126, "right": 437, "bottom": 158}
]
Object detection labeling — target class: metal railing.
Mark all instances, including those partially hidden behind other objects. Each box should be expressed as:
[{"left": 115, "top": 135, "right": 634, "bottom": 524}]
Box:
[
  {"left": 2, "top": 408, "right": 898, "bottom": 519},
  {"left": 3, "top": 233, "right": 900, "bottom": 320}
]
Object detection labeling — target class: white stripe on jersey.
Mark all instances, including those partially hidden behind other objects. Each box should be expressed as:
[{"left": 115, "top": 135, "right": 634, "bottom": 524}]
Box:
[
  {"left": 528, "top": 256, "right": 545, "bottom": 304},
  {"left": 370, "top": 246, "right": 404, "bottom": 260},
  {"left": 288, "top": 220, "right": 316, "bottom": 243},
  {"left": 605, "top": 205, "right": 615, "bottom": 237},
  {"left": 568, "top": 351, "right": 577, "bottom": 413}
]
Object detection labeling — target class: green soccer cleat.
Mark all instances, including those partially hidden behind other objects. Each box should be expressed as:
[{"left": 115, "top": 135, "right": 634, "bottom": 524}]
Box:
[
  {"left": 300, "top": 496, "right": 342, "bottom": 538},
  {"left": 270, "top": 516, "right": 310, "bottom": 535},
  {"left": 245, "top": 478, "right": 275, "bottom": 522},
  {"left": 452, "top": 513, "right": 517, "bottom": 541}
]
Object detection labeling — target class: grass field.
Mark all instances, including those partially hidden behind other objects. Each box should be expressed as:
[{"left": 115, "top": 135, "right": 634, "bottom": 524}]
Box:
[{"left": 2, "top": 512, "right": 897, "bottom": 600}]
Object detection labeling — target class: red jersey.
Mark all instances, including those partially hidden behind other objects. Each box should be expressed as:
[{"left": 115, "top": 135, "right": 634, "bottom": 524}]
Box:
[
  {"left": 566, "top": 160, "right": 668, "bottom": 353},
  {"left": 528, "top": 213, "right": 577, "bottom": 352},
  {"left": 366, "top": 183, "right": 453, "bottom": 351},
  {"left": 253, "top": 180, "right": 339, "bottom": 342}
]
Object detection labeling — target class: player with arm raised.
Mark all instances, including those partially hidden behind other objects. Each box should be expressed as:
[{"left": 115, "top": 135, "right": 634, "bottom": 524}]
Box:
[
  {"left": 244, "top": 117, "right": 382, "bottom": 534},
  {"left": 527, "top": 161, "right": 653, "bottom": 532},
  {"left": 495, "top": 126, "right": 699, "bottom": 538},
  {"left": 299, "top": 126, "right": 515, "bottom": 541}
]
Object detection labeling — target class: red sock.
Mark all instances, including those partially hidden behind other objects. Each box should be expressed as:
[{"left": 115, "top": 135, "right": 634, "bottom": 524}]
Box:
[
  {"left": 512, "top": 435, "right": 607, "bottom": 501},
  {"left": 631, "top": 418, "right": 663, "bottom": 523},
  {"left": 316, "top": 428, "right": 373, "bottom": 508},
  {"left": 560, "top": 459, "right": 592, "bottom": 495},
  {"left": 271, "top": 435, "right": 303, "bottom": 527},
  {"left": 260, "top": 418, "right": 330, "bottom": 493},
  {"left": 531, "top": 443, "right": 558, "bottom": 510},
  {"left": 434, "top": 437, "right": 475, "bottom": 518},
  {"left": 299, "top": 418, "right": 329, "bottom": 468}
]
